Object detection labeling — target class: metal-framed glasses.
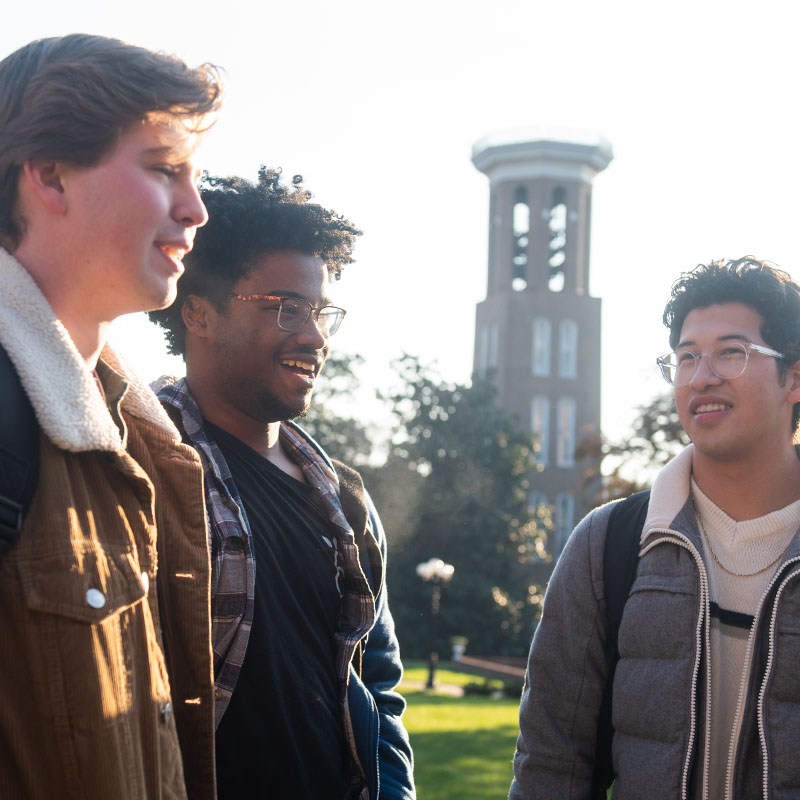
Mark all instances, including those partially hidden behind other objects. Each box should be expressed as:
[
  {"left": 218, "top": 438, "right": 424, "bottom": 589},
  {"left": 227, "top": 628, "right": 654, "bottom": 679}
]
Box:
[
  {"left": 232, "top": 294, "right": 347, "bottom": 336},
  {"left": 656, "top": 341, "right": 784, "bottom": 386}
]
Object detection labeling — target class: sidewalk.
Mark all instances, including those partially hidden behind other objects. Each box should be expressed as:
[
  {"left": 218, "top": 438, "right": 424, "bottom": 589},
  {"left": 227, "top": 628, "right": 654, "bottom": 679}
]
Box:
[
  {"left": 454, "top": 655, "right": 526, "bottom": 680},
  {"left": 399, "top": 679, "right": 465, "bottom": 697}
]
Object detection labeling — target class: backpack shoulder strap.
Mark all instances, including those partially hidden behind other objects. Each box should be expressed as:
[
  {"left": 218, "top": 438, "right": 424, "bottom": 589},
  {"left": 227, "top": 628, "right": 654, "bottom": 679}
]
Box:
[
  {"left": 603, "top": 489, "right": 650, "bottom": 659},
  {"left": 591, "top": 488, "right": 650, "bottom": 796},
  {"left": 0, "top": 344, "right": 39, "bottom": 560}
]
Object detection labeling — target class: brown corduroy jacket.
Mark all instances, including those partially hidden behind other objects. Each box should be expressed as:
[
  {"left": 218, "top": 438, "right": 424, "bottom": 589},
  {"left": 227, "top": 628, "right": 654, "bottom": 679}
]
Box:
[{"left": 0, "top": 248, "right": 216, "bottom": 800}]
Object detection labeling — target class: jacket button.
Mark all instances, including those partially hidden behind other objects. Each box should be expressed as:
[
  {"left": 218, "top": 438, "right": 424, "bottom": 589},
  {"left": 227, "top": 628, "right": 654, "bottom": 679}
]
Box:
[
  {"left": 140, "top": 572, "right": 149, "bottom": 593},
  {"left": 86, "top": 589, "right": 106, "bottom": 609},
  {"left": 214, "top": 687, "right": 223, "bottom": 700},
  {"left": 161, "top": 702, "right": 172, "bottom": 724}
]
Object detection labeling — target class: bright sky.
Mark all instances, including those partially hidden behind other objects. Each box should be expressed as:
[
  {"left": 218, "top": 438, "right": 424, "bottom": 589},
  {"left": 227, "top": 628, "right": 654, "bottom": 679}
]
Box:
[{"left": 4, "top": 1, "right": 800, "bottom": 442}]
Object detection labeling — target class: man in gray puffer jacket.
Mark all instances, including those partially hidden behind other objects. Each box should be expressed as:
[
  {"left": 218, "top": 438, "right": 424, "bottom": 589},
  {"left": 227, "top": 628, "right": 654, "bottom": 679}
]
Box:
[{"left": 510, "top": 257, "right": 800, "bottom": 800}]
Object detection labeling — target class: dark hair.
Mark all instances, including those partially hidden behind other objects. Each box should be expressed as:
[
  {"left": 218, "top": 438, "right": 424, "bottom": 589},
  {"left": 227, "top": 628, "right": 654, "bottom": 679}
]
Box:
[
  {"left": 663, "top": 256, "right": 800, "bottom": 432},
  {"left": 148, "top": 167, "right": 362, "bottom": 357},
  {"left": 0, "top": 34, "right": 223, "bottom": 248}
]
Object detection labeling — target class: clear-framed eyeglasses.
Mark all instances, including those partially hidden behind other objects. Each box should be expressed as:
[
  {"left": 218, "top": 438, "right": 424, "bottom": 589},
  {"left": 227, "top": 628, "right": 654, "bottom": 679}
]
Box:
[
  {"left": 232, "top": 294, "right": 347, "bottom": 336},
  {"left": 656, "top": 341, "right": 784, "bottom": 387}
]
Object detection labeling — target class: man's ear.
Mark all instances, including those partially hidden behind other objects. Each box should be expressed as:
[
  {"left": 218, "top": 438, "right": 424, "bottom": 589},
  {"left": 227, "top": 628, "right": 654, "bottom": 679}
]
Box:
[
  {"left": 784, "top": 359, "right": 800, "bottom": 403},
  {"left": 181, "top": 294, "right": 216, "bottom": 341},
  {"left": 21, "top": 161, "right": 68, "bottom": 215}
]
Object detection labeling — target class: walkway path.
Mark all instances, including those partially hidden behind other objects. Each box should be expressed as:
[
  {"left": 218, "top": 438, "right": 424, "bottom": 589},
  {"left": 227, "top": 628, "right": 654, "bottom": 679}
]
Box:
[{"left": 399, "top": 680, "right": 464, "bottom": 697}]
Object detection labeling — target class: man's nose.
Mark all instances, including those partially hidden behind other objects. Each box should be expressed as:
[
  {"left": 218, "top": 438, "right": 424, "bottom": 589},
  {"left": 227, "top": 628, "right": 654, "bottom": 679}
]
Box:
[
  {"left": 295, "top": 313, "right": 328, "bottom": 348},
  {"left": 689, "top": 353, "right": 721, "bottom": 388},
  {"left": 174, "top": 180, "right": 209, "bottom": 228}
]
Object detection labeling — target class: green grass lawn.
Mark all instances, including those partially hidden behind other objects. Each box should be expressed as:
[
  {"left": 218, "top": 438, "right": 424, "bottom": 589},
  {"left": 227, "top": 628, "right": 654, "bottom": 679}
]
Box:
[
  {"left": 399, "top": 661, "right": 520, "bottom": 799},
  {"left": 401, "top": 661, "right": 506, "bottom": 691}
]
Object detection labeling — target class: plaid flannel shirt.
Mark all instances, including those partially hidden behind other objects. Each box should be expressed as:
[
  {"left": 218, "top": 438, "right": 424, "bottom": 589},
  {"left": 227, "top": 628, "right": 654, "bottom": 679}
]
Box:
[{"left": 156, "top": 379, "right": 378, "bottom": 759}]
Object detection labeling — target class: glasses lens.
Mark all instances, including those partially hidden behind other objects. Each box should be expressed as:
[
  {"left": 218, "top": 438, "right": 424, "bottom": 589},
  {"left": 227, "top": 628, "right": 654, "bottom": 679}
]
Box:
[
  {"left": 318, "top": 307, "right": 345, "bottom": 336},
  {"left": 709, "top": 343, "right": 748, "bottom": 380},
  {"left": 658, "top": 355, "right": 680, "bottom": 385},
  {"left": 661, "top": 343, "right": 750, "bottom": 386},
  {"left": 674, "top": 351, "right": 700, "bottom": 386},
  {"left": 276, "top": 298, "right": 310, "bottom": 331}
]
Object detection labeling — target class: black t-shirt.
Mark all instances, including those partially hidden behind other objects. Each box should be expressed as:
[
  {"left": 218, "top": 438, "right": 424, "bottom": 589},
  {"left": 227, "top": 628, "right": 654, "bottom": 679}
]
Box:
[{"left": 208, "top": 422, "right": 350, "bottom": 800}]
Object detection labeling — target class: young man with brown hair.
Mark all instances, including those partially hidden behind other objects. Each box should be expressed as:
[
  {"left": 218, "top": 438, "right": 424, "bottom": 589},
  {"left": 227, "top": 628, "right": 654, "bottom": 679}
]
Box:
[
  {"left": 0, "top": 34, "right": 222, "bottom": 799},
  {"left": 511, "top": 257, "right": 800, "bottom": 799}
]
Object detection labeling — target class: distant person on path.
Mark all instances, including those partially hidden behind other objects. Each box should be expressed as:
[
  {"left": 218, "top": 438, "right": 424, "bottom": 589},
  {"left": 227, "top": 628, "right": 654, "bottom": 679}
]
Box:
[
  {"left": 149, "top": 168, "right": 415, "bottom": 800},
  {"left": 510, "top": 257, "right": 800, "bottom": 799},
  {"left": 0, "top": 34, "right": 222, "bottom": 799}
]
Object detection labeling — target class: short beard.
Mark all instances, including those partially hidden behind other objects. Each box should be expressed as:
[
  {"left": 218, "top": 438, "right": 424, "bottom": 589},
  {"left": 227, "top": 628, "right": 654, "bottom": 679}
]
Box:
[{"left": 248, "top": 386, "right": 313, "bottom": 425}]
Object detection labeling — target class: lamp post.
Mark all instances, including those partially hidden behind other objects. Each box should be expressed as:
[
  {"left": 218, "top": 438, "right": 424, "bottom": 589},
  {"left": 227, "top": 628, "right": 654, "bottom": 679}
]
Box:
[{"left": 416, "top": 557, "right": 455, "bottom": 689}]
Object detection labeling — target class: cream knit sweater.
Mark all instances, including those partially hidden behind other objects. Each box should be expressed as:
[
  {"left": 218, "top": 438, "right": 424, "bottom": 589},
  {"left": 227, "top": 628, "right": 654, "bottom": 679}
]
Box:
[{"left": 692, "top": 479, "right": 800, "bottom": 800}]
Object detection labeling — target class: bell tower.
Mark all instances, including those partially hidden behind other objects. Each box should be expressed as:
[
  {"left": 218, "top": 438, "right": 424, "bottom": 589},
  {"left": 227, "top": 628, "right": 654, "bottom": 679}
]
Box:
[{"left": 472, "top": 132, "right": 613, "bottom": 557}]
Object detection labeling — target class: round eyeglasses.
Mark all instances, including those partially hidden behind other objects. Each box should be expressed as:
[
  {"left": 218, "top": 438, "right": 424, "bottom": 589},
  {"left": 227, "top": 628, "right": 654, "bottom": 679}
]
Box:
[
  {"left": 656, "top": 341, "right": 784, "bottom": 386},
  {"left": 232, "top": 294, "right": 347, "bottom": 336}
]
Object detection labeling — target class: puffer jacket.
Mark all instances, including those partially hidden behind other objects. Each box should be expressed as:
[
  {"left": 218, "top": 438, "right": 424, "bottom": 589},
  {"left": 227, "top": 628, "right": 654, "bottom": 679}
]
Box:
[
  {"left": 510, "top": 445, "right": 800, "bottom": 800},
  {"left": 0, "top": 249, "right": 215, "bottom": 800}
]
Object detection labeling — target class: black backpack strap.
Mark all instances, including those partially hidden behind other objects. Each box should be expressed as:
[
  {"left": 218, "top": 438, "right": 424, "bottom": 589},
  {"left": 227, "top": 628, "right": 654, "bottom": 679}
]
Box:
[
  {"left": 591, "top": 489, "right": 650, "bottom": 797},
  {"left": 603, "top": 490, "right": 650, "bottom": 663},
  {"left": 0, "top": 345, "right": 39, "bottom": 561}
]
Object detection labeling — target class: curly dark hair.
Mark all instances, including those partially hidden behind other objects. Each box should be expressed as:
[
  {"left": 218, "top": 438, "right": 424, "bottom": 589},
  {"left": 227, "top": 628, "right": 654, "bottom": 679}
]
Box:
[
  {"left": 663, "top": 256, "right": 800, "bottom": 432},
  {"left": 149, "top": 167, "right": 362, "bottom": 357}
]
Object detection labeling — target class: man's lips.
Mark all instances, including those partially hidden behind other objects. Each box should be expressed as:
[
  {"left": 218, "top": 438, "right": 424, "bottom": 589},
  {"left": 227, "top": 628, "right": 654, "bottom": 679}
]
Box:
[
  {"left": 280, "top": 357, "right": 321, "bottom": 379},
  {"left": 689, "top": 396, "right": 732, "bottom": 416},
  {"left": 156, "top": 241, "right": 191, "bottom": 267}
]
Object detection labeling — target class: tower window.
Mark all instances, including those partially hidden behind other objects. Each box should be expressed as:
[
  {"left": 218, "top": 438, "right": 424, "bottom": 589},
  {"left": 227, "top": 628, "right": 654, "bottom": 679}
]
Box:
[
  {"left": 528, "top": 491, "right": 548, "bottom": 515},
  {"left": 558, "top": 319, "right": 578, "bottom": 378},
  {"left": 478, "top": 326, "right": 489, "bottom": 375},
  {"left": 478, "top": 323, "right": 499, "bottom": 375},
  {"left": 548, "top": 186, "right": 567, "bottom": 293},
  {"left": 556, "top": 396, "right": 576, "bottom": 467},
  {"left": 554, "top": 492, "right": 575, "bottom": 556},
  {"left": 532, "top": 317, "right": 551, "bottom": 376},
  {"left": 531, "top": 395, "right": 550, "bottom": 467},
  {"left": 489, "top": 323, "right": 499, "bottom": 369},
  {"left": 512, "top": 186, "right": 530, "bottom": 292}
]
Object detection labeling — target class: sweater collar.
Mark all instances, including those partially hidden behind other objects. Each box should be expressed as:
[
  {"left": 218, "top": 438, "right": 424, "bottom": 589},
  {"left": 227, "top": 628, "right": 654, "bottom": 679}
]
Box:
[
  {"left": 642, "top": 444, "right": 695, "bottom": 542},
  {"left": 642, "top": 443, "right": 800, "bottom": 567},
  {"left": 0, "top": 247, "right": 180, "bottom": 452}
]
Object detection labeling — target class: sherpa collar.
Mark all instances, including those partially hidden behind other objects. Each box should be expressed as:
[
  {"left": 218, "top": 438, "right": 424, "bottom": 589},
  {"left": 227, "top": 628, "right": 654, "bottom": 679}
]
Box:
[{"left": 0, "top": 247, "right": 180, "bottom": 453}]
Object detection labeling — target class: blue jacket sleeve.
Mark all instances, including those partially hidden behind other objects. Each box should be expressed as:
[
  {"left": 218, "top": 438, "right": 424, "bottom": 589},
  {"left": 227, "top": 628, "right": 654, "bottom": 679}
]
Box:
[{"left": 360, "top": 490, "right": 415, "bottom": 799}]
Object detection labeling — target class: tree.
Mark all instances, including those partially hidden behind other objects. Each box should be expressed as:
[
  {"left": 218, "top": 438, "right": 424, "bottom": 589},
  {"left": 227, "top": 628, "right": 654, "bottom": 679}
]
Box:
[
  {"left": 581, "top": 391, "right": 690, "bottom": 502},
  {"left": 302, "top": 351, "right": 552, "bottom": 657},
  {"left": 370, "top": 355, "right": 551, "bottom": 658},
  {"left": 298, "top": 352, "right": 376, "bottom": 466}
]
